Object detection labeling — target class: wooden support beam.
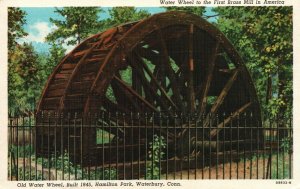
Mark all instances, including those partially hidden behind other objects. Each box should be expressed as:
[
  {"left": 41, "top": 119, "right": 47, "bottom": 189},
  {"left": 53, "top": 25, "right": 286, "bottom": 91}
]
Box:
[
  {"left": 114, "top": 76, "right": 159, "bottom": 113},
  {"left": 157, "top": 27, "right": 184, "bottom": 110},
  {"left": 187, "top": 24, "right": 196, "bottom": 113},
  {"left": 202, "top": 68, "right": 239, "bottom": 128},
  {"left": 138, "top": 54, "right": 178, "bottom": 110},
  {"left": 210, "top": 68, "right": 239, "bottom": 114},
  {"left": 198, "top": 42, "right": 220, "bottom": 116},
  {"left": 128, "top": 53, "right": 173, "bottom": 114},
  {"left": 209, "top": 102, "right": 252, "bottom": 138},
  {"left": 111, "top": 76, "right": 142, "bottom": 113}
]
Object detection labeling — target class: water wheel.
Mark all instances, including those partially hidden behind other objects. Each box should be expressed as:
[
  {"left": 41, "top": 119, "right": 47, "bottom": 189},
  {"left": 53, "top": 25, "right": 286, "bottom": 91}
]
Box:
[{"left": 36, "top": 11, "right": 262, "bottom": 160}]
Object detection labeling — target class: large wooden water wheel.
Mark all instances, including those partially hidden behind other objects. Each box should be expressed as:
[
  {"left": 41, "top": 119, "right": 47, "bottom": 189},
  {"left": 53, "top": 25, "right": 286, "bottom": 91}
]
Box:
[{"left": 36, "top": 11, "right": 262, "bottom": 162}]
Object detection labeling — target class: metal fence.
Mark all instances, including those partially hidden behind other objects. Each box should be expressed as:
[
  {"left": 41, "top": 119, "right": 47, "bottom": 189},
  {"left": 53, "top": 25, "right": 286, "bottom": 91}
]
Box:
[{"left": 8, "top": 112, "right": 293, "bottom": 180}]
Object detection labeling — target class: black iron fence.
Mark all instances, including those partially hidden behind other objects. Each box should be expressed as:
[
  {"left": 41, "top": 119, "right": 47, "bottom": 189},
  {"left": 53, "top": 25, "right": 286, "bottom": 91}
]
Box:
[{"left": 8, "top": 112, "right": 293, "bottom": 180}]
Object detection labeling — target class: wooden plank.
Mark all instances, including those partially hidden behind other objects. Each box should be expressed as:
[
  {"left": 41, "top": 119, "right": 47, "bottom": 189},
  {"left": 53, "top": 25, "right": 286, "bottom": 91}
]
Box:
[
  {"left": 76, "top": 72, "right": 96, "bottom": 81},
  {"left": 198, "top": 42, "right": 220, "bottom": 116},
  {"left": 70, "top": 81, "right": 92, "bottom": 90},
  {"left": 60, "top": 69, "right": 73, "bottom": 74},
  {"left": 85, "top": 56, "right": 105, "bottom": 64},
  {"left": 137, "top": 54, "right": 178, "bottom": 110},
  {"left": 64, "top": 98, "right": 86, "bottom": 110},
  {"left": 51, "top": 79, "right": 67, "bottom": 86},
  {"left": 59, "top": 37, "right": 105, "bottom": 112},
  {"left": 210, "top": 68, "right": 239, "bottom": 114},
  {"left": 157, "top": 27, "right": 184, "bottom": 110},
  {"left": 201, "top": 68, "right": 239, "bottom": 128},
  {"left": 61, "top": 63, "right": 76, "bottom": 70},
  {"left": 114, "top": 76, "right": 159, "bottom": 113},
  {"left": 42, "top": 97, "right": 61, "bottom": 109},
  {"left": 54, "top": 73, "right": 71, "bottom": 79},
  {"left": 111, "top": 76, "right": 141, "bottom": 112},
  {"left": 131, "top": 53, "right": 143, "bottom": 95},
  {"left": 48, "top": 82, "right": 67, "bottom": 90},
  {"left": 47, "top": 89, "right": 65, "bottom": 97},
  {"left": 209, "top": 102, "right": 252, "bottom": 138},
  {"left": 187, "top": 24, "right": 195, "bottom": 113},
  {"left": 129, "top": 54, "right": 172, "bottom": 113},
  {"left": 73, "top": 49, "right": 89, "bottom": 58}
]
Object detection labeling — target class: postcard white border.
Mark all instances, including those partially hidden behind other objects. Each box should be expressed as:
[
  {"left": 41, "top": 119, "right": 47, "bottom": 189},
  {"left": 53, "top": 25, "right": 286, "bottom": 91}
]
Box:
[{"left": 0, "top": 0, "right": 299, "bottom": 189}]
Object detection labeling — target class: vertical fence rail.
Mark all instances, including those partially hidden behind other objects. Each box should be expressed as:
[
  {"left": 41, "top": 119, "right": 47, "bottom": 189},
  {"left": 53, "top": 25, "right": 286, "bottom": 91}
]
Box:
[{"left": 7, "top": 112, "right": 293, "bottom": 180}]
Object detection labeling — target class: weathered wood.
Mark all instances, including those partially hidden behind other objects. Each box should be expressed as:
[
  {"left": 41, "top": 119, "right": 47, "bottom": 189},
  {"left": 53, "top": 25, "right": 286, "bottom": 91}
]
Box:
[
  {"left": 210, "top": 68, "right": 239, "bottom": 114},
  {"left": 111, "top": 73, "right": 142, "bottom": 112},
  {"left": 47, "top": 89, "right": 65, "bottom": 97},
  {"left": 198, "top": 42, "right": 220, "bottom": 116},
  {"left": 48, "top": 82, "right": 67, "bottom": 90},
  {"left": 60, "top": 69, "right": 74, "bottom": 74},
  {"left": 157, "top": 27, "right": 184, "bottom": 110},
  {"left": 114, "top": 76, "right": 159, "bottom": 113},
  {"left": 187, "top": 24, "right": 195, "bottom": 113},
  {"left": 131, "top": 55, "right": 143, "bottom": 95},
  {"left": 129, "top": 54, "right": 173, "bottom": 114},
  {"left": 61, "top": 63, "right": 77, "bottom": 70},
  {"left": 54, "top": 73, "right": 71, "bottom": 79},
  {"left": 209, "top": 102, "right": 252, "bottom": 138},
  {"left": 201, "top": 68, "right": 239, "bottom": 128},
  {"left": 138, "top": 53, "right": 178, "bottom": 110},
  {"left": 42, "top": 97, "right": 61, "bottom": 109},
  {"left": 73, "top": 49, "right": 90, "bottom": 58}
]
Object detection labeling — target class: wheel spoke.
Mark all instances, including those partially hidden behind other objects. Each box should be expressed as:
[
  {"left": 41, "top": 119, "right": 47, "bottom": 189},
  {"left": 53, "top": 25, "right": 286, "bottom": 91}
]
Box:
[
  {"left": 197, "top": 41, "right": 220, "bottom": 116},
  {"left": 136, "top": 53, "right": 178, "bottom": 110},
  {"left": 111, "top": 74, "right": 142, "bottom": 112},
  {"left": 187, "top": 24, "right": 195, "bottom": 113},
  {"left": 211, "top": 68, "right": 239, "bottom": 114},
  {"left": 131, "top": 54, "right": 143, "bottom": 95},
  {"left": 203, "top": 68, "right": 240, "bottom": 127},
  {"left": 157, "top": 27, "right": 184, "bottom": 110},
  {"left": 114, "top": 71, "right": 159, "bottom": 113},
  {"left": 209, "top": 102, "right": 252, "bottom": 138},
  {"left": 127, "top": 53, "right": 172, "bottom": 113}
]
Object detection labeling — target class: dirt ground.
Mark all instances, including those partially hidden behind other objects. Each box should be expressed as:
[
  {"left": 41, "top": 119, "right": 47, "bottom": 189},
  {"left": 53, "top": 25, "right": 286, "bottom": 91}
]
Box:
[{"left": 163, "top": 156, "right": 292, "bottom": 179}]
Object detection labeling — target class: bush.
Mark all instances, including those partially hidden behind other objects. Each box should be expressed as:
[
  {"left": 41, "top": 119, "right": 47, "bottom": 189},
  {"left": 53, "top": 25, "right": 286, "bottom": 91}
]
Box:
[{"left": 146, "top": 135, "right": 166, "bottom": 179}]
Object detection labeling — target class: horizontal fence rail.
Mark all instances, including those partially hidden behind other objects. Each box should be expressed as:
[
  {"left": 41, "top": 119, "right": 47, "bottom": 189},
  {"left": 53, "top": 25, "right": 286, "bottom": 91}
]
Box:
[{"left": 8, "top": 112, "right": 293, "bottom": 180}]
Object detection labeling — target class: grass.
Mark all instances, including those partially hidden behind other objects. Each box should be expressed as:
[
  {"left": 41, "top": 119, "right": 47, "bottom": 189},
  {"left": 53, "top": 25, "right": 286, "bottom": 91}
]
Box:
[{"left": 96, "top": 129, "right": 114, "bottom": 144}]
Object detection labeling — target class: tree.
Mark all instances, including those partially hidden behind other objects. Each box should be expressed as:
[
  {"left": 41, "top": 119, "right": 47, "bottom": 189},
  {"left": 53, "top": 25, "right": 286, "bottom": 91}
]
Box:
[
  {"left": 43, "top": 43, "right": 66, "bottom": 82},
  {"left": 214, "top": 7, "right": 293, "bottom": 119},
  {"left": 164, "top": 6, "right": 206, "bottom": 16},
  {"left": 103, "top": 7, "right": 150, "bottom": 29},
  {"left": 46, "top": 7, "right": 103, "bottom": 45},
  {"left": 8, "top": 7, "right": 27, "bottom": 51},
  {"left": 8, "top": 43, "right": 41, "bottom": 114}
]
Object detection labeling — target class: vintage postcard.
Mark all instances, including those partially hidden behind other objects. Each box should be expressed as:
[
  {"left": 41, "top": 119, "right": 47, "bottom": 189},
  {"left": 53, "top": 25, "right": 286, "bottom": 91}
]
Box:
[{"left": 0, "top": 0, "right": 299, "bottom": 188}]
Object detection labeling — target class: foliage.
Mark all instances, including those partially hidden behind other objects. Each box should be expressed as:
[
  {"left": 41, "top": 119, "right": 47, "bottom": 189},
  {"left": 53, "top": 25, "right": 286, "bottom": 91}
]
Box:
[
  {"left": 9, "top": 144, "right": 33, "bottom": 157},
  {"left": 46, "top": 7, "right": 103, "bottom": 45},
  {"left": 280, "top": 137, "right": 292, "bottom": 153},
  {"left": 146, "top": 135, "right": 166, "bottom": 179},
  {"left": 164, "top": 6, "right": 205, "bottom": 16},
  {"left": 103, "top": 7, "right": 150, "bottom": 29},
  {"left": 16, "top": 168, "right": 44, "bottom": 180},
  {"left": 38, "top": 43, "right": 66, "bottom": 86},
  {"left": 214, "top": 7, "right": 293, "bottom": 118},
  {"left": 33, "top": 152, "right": 116, "bottom": 180},
  {"left": 8, "top": 43, "right": 41, "bottom": 115},
  {"left": 8, "top": 7, "right": 27, "bottom": 51}
]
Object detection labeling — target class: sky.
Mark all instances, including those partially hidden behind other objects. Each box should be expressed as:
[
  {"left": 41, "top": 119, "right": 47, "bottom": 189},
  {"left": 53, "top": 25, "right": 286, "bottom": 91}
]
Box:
[{"left": 19, "top": 7, "right": 215, "bottom": 54}]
